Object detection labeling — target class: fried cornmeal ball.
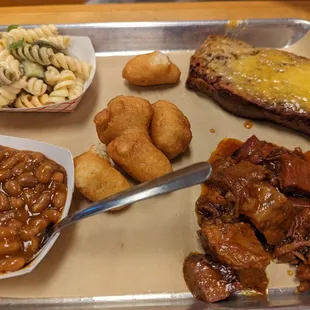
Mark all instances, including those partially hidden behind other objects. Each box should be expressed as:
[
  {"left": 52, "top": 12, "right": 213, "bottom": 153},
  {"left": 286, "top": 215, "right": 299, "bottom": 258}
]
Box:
[
  {"left": 151, "top": 100, "right": 192, "bottom": 159},
  {"left": 74, "top": 144, "right": 130, "bottom": 209},
  {"left": 122, "top": 51, "right": 181, "bottom": 86},
  {"left": 107, "top": 128, "right": 172, "bottom": 182},
  {"left": 94, "top": 95, "right": 153, "bottom": 146}
]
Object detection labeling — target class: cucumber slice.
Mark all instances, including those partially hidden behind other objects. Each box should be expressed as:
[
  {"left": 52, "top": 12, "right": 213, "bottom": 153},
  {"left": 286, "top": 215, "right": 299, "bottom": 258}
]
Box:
[{"left": 22, "top": 60, "right": 45, "bottom": 79}]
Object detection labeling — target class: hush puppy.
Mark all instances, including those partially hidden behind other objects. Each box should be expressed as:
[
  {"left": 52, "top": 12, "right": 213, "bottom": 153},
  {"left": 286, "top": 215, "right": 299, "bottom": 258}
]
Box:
[
  {"left": 107, "top": 128, "right": 172, "bottom": 182},
  {"left": 74, "top": 144, "right": 130, "bottom": 207},
  {"left": 94, "top": 95, "right": 153, "bottom": 146},
  {"left": 151, "top": 100, "right": 192, "bottom": 159},
  {"left": 122, "top": 51, "right": 181, "bottom": 87}
]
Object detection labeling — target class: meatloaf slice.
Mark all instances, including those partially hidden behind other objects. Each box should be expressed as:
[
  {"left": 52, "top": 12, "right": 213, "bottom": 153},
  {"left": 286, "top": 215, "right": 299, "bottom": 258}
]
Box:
[{"left": 186, "top": 35, "right": 310, "bottom": 135}]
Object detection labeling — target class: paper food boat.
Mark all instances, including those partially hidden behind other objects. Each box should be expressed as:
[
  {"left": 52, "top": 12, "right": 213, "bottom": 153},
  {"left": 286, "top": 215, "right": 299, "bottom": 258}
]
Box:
[{"left": 0, "top": 36, "right": 96, "bottom": 113}]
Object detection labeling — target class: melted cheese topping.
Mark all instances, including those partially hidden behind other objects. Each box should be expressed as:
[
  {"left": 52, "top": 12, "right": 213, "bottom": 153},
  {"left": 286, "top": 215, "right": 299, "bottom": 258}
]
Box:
[{"left": 217, "top": 49, "right": 310, "bottom": 114}]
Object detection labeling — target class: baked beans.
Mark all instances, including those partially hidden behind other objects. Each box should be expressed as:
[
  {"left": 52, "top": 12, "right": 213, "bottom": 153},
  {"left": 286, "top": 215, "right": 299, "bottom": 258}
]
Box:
[{"left": 0, "top": 145, "right": 67, "bottom": 273}]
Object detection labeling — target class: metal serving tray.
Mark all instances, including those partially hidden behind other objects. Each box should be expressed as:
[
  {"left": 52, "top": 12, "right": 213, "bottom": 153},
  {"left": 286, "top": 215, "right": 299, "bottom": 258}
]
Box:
[{"left": 0, "top": 19, "right": 310, "bottom": 310}]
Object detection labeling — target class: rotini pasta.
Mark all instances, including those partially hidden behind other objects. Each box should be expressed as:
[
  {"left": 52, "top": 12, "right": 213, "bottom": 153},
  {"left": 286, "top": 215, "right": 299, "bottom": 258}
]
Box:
[
  {"left": 54, "top": 70, "right": 76, "bottom": 90},
  {"left": 0, "top": 49, "right": 21, "bottom": 85},
  {"left": 14, "top": 93, "right": 49, "bottom": 108},
  {"left": 12, "top": 45, "right": 91, "bottom": 80},
  {"left": 24, "top": 77, "right": 47, "bottom": 96},
  {"left": 49, "top": 54, "right": 91, "bottom": 81},
  {"left": 0, "top": 78, "right": 27, "bottom": 107},
  {"left": 0, "top": 63, "right": 17, "bottom": 86},
  {"left": 40, "top": 36, "right": 71, "bottom": 50},
  {"left": 0, "top": 39, "right": 8, "bottom": 51},
  {"left": 49, "top": 88, "right": 68, "bottom": 103},
  {"left": 0, "top": 23, "right": 93, "bottom": 109},
  {"left": 11, "top": 44, "right": 53, "bottom": 66},
  {"left": 2, "top": 24, "right": 58, "bottom": 44},
  {"left": 68, "top": 77, "right": 84, "bottom": 100},
  {"left": 44, "top": 66, "right": 60, "bottom": 86}
]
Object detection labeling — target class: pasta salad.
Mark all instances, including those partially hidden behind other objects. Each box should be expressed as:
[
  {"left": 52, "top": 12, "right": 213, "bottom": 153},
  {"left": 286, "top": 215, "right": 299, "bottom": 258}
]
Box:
[{"left": 0, "top": 24, "right": 92, "bottom": 109}]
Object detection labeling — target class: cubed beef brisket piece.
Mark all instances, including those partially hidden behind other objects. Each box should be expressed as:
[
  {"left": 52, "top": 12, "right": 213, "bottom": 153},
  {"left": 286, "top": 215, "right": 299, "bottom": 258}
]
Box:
[
  {"left": 198, "top": 223, "right": 271, "bottom": 270},
  {"left": 233, "top": 135, "right": 291, "bottom": 186},
  {"left": 233, "top": 135, "right": 263, "bottom": 163},
  {"left": 296, "top": 263, "right": 310, "bottom": 281},
  {"left": 274, "top": 240, "right": 310, "bottom": 260},
  {"left": 233, "top": 135, "right": 283, "bottom": 166},
  {"left": 196, "top": 186, "right": 236, "bottom": 226},
  {"left": 275, "top": 207, "right": 310, "bottom": 263},
  {"left": 275, "top": 252, "right": 299, "bottom": 265},
  {"left": 236, "top": 268, "right": 269, "bottom": 295},
  {"left": 198, "top": 223, "right": 270, "bottom": 294},
  {"left": 208, "top": 157, "right": 236, "bottom": 180},
  {"left": 279, "top": 153, "right": 310, "bottom": 195},
  {"left": 298, "top": 281, "right": 310, "bottom": 293},
  {"left": 296, "top": 264, "right": 310, "bottom": 292},
  {"left": 183, "top": 254, "right": 240, "bottom": 303},
  {"left": 186, "top": 135, "right": 310, "bottom": 301},
  {"left": 288, "top": 197, "right": 310, "bottom": 210},
  {"left": 286, "top": 207, "right": 310, "bottom": 241},
  {"left": 237, "top": 181, "right": 294, "bottom": 245},
  {"left": 209, "top": 158, "right": 267, "bottom": 196}
]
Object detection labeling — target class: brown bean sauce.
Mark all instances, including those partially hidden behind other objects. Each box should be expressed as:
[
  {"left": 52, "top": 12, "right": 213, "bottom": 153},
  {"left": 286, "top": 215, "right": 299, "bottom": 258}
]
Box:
[{"left": 0, "top": 145, "right": 67, "bottom": 273}]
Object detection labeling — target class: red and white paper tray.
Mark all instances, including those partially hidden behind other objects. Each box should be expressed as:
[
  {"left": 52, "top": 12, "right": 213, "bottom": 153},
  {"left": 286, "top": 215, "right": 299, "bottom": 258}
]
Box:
[{"left": 0, "top": 36, "right": 96, "bottom": 113}]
